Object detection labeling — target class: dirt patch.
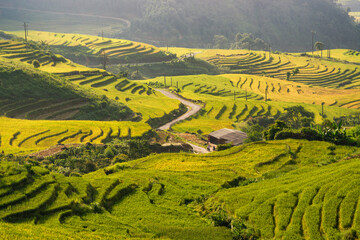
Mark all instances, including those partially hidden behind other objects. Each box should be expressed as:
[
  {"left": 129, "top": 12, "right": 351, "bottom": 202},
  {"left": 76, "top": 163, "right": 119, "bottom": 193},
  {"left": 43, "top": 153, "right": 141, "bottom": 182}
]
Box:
[
  {"left": 177, "top": 133, "right": 207, "bottom": 146},
  {"left": 28, "top": 144, "right": 82, "bottom": 159},
  {"left": 150, "top": 130, "right": 185, "bottom": 145}
]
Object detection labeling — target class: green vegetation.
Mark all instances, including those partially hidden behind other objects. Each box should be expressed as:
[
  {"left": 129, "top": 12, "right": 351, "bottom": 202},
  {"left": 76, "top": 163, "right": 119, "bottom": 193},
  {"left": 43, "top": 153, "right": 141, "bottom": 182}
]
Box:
[
  {"left": 1, "top": 24, "right": 360, "bottom": 240},
  {"left": 0, "top": 139, "right": 359, "bottom": 239}
]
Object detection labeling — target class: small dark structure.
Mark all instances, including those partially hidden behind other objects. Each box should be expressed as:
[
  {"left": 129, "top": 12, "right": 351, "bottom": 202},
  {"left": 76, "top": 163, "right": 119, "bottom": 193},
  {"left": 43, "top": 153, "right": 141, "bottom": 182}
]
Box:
[{"left": 208, "top": 128, "right": 248, "bottom": 146}]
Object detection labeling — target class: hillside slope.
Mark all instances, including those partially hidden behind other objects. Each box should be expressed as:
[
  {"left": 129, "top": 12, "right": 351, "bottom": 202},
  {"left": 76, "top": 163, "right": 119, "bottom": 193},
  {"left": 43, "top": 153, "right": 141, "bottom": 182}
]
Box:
[
  {"left": 0, "top": 139, "right": 359, "bottom": 239},
  {"left": 0, "top": 39, "right": 183, "bottom": 123},
  {"left": 0, "top": 60, "right": 134, "bottom": 121}
]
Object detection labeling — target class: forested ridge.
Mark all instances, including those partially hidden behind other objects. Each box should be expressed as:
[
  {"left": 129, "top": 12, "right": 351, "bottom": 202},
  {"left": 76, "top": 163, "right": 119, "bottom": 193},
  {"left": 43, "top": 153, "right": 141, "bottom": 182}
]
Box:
[{"left": 2, "top": 0, "right": 360, "bottom": 51}]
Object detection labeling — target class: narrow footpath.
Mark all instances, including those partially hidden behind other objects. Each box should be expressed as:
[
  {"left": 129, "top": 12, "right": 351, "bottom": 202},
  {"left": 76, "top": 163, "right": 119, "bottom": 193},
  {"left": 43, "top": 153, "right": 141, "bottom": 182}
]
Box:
[{"left": 155, "top": 89, "right": 208, "bottom": 154}]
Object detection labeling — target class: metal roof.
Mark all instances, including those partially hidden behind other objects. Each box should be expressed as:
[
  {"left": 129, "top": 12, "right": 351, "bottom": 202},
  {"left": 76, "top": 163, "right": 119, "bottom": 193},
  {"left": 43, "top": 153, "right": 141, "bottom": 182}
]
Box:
[{"left": 208, "top": 128, "right": 248, "bottom": 145}]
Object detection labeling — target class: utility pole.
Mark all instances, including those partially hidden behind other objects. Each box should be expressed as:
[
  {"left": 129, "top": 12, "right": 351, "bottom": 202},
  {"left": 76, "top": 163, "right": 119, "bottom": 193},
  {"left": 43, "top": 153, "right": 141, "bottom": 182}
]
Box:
[
  {"left": 311, "top": 31, "right": 316, "bottom": 55},
  {"left": 24, "top": 22, "right": 28, "bottom": 42},
  {"left": 268, "top": 44, "right": 271, "bottom": 58},
  {"left": 102, "top": 51, "right": 108, "bottom": 70}
]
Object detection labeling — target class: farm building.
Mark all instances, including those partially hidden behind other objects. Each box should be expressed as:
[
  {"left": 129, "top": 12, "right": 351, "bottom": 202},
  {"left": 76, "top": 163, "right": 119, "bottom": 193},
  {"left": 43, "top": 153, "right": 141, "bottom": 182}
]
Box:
[{"left": 208, "top": 128, "right": 248, "bottom": 146}]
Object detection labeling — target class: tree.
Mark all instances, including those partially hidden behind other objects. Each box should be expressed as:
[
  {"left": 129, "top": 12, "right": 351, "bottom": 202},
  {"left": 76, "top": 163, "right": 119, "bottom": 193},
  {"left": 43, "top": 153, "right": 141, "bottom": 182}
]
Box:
[
  {"left": 286, "top": 72, "right": 291, "bottom": 80},
  {"left": 292, "top": 68, "right": 299, "bottom": 76},
  {"left": 235, "top": 32, "right": 242, "bottom": 42},
  {"left": 240, "top": 33, "right": 254, "bottom": 50},
  {"left": 315, "top": 41, "right": 325, "bottom": 58},
  {"left": 314, "top": 120, "right": 350, "bottom": 144},
  {"left": 213, "top": 35, "right": 229, "bottom": 49},
  {"left": 278, "top": 106, "right": 315, "bottom": 129},
  {"left": 102, "top": 51, "right": 109, "bottom": 70},
  {"left": 263, "top": 121, "right": 289, "bottom": 140},
  {"left": 32, "top": 60, "right": 40, "bottom": 68},
  {"left": 241, "top": 124, "right": 264, "bottom": 143}
]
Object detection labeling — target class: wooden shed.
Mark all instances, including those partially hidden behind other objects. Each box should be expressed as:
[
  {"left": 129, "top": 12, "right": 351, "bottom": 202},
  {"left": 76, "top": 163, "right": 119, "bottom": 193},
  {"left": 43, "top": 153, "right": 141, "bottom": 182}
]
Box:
[{"left": 208, "top": 128, "right": 248, "bottom": 146}]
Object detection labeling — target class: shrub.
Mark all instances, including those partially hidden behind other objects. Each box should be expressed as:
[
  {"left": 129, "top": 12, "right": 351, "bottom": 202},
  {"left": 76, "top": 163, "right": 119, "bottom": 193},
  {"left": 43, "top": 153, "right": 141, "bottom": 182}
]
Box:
[
  {"left": 32, "top": 60, "right": 40, "bottom": 68},
  {"left": 69, "top": 172, "right": 81, "bottom": 177},
  {"left": 300, "top": 127, "right": 322, "bottom": 141},
  {"left": 263, "top": 121, "right": 289, "bottom": 140},
  {"left": 217, "top": 143, "right": 233, "bottom": 151},
  {"left": 231, "top": 219, "right": 259, "bottom": 240},
  {"left": 104, "top": 146, "right": 115, "bottom": 158},
  {"left": 274, "top": 130, "right": 296, "bottom": 140},
  {"left": 209, "top": 209, "right": 231, "bottom": 227},
  {"left": 112, "top": 154, "right": 128, "bottom": 164}
]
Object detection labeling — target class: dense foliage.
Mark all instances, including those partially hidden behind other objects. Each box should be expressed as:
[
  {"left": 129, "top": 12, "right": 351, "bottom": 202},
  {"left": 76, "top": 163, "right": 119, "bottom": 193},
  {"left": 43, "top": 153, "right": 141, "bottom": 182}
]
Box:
[
  {"left": 264, "top": 119, "right": 360, "bottom": 146},
  {"left": 5, "top": 0, "right": 360, "bottom": 51},
  {"left": 42, "top": 140, "right": 154, "bottom": 175}
]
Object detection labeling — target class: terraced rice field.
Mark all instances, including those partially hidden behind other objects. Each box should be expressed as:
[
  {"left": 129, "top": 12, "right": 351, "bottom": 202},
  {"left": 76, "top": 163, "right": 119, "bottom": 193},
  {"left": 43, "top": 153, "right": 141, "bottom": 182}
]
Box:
[
  {"left": 300, "top": 49, "right": 360, "bottom": 65},
  {"left": 59, "top": 70, "right": 181, "bottom": 121},
  {"left": 0, "top": 139, "right": 358, "bottom": 239},
  {"left": 142, "top": 75, "right": 360, "bottom": 134},
  {"left": 206, "top": 154, "right": 360, "bottom": 239},
  {"left": 205, "top": 51, "right": 360, "bottom": 89},
  {"left": 0, "top": 40, "right": 181, "bottom": 121},
  {"left": 0, "top": 117, "right": 150, "bottom": 155},
  {"left": 0, "top": 98, "right": 89, "bottom": 120},
  {"left": 0, "top": 40, "right": 90, "bottom": 73},
  {"left": 9, "top": 30, "right": 171, "bottom": 63},
  {"left": 223, "top": 74, "right": 360, "bottom": 109}
]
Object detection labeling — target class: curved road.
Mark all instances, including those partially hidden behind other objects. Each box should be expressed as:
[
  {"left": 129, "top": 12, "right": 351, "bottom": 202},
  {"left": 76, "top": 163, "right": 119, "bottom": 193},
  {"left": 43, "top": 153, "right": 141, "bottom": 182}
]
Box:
[
  {"left": 0, "top": 6, "right": 131, "bottom": 28},
  {"left": 155, "top": 89, "right": 208, "bottom": 154},
  {"left": 156, "top": 89, "right": 202, "bottom": 131}
]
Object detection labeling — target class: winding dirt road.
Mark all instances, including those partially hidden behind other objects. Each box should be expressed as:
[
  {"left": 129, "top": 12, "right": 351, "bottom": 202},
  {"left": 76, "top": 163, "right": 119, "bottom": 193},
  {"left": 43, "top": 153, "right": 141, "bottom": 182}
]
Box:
[
  {"left": 156, "top": 89, "right": 202, "bottom": 131},
  {"left": 156, "top": 89, "right": 208, "bottom": 153}
]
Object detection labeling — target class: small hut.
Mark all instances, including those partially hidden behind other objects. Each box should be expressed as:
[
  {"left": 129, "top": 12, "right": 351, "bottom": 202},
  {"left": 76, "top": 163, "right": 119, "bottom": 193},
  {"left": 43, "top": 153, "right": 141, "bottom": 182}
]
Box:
[{"left": 208, "top": 128, "right": 248, "bottom": 146}]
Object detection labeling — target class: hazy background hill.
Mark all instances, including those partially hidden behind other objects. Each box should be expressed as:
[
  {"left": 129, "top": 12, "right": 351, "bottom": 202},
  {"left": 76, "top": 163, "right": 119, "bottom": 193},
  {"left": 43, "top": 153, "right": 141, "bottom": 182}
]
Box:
[{"left": 1, "top": 0, "right": 360, "bottom": 51}]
